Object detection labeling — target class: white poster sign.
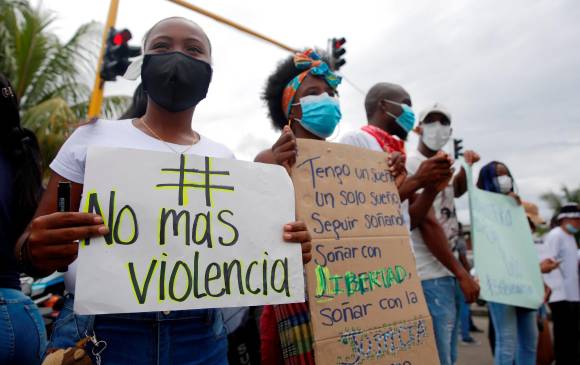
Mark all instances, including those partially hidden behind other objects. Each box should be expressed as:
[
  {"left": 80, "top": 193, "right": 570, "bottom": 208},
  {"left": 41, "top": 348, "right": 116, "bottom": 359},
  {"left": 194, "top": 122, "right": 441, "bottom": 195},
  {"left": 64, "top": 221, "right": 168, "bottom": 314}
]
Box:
[{"left": 74, "top": 147, "right": 305, "bottom": 314}]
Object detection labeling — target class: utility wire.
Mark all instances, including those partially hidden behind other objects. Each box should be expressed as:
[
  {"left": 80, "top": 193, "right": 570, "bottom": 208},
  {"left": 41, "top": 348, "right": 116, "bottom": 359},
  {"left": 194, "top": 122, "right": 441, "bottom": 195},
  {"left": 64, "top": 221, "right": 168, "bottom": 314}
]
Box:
[{"left": 341, "top": 74, "right": 366, "bottom": 96}]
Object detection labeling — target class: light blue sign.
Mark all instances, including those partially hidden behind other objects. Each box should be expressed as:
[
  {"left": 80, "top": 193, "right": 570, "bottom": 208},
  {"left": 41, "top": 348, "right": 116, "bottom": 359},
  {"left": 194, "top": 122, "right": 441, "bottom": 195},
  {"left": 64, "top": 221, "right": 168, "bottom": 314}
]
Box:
[{"left": 465, "top": 163, "right": 543, "bottom": 309}]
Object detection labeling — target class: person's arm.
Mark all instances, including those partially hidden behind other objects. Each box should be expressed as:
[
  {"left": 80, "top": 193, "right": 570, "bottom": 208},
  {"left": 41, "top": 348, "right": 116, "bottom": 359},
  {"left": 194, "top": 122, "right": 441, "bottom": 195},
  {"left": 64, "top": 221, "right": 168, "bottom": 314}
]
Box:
[
  {"left": 452, "top": 168, "right": 467, "bottom": 198},
  {"left": 406, "top": 153, "right": 454, "bottom": 229},
  {"left": 453, "top": 150, "right": 480, "bottom": 198},
  {"left": 255, "top": 126, "right": 296, "bottom": 171},
  {"left": 398, "top": 175, "right": 426, "bottom": 203},
  {"left": 14, "top": 171, "right": 108, "bottom": 277},
  {"left": 408, "top": 188, "right": 439, "bottom": 230},
  {"left": 418, "top": 209, "right": 480, "bottom": 302},
  {"left": 540, "top": 258, "right": 559, "bottom": 273},
  {"left": 254, "top": 149, "right": 275, "bottom": 164},
  {"left": 459, "top": 251, "right": 471, "bottom": 271},
  {"left": 400, "top": 152, "right": 453, "bottom": 202}
]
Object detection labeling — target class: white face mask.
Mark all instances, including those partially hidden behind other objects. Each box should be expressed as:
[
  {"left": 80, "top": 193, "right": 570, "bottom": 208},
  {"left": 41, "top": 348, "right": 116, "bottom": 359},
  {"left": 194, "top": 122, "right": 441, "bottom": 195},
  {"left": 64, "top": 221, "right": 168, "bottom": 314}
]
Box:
[
  {"left": 421, "top": 121, "right": 451, "bottom": 151},
  {"left": 497, "top": 175, "right": 513, "bottom": 194}
]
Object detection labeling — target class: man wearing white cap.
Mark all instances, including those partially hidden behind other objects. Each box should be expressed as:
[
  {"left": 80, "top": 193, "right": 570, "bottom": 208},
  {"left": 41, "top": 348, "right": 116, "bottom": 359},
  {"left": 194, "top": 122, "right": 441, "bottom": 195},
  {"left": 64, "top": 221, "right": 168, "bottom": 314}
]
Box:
[
  {"left": 405, "top": 103, "right": 481, "bottom": 364},
  {"left": 543, "top": 202, "right": 580, "bottom": 365}
]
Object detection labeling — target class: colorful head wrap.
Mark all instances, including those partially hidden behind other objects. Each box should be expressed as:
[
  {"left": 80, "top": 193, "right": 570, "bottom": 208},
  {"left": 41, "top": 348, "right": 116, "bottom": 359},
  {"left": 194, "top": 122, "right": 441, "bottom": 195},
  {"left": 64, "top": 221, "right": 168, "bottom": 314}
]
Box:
[{"left": 281, "top": 49, "right": 342, "bottom": 118}]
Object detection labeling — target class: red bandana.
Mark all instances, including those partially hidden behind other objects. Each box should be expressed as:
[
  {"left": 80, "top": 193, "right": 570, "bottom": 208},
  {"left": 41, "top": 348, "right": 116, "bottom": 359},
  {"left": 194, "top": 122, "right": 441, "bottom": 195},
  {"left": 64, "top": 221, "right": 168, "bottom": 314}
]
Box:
[{"left": 361, "top": 125, "right": 406, "bottom": 155}]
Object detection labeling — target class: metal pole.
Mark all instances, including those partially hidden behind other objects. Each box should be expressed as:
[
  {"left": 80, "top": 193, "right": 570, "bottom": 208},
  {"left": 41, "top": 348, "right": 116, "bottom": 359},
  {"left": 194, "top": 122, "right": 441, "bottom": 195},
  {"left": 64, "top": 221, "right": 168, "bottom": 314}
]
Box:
[
  {"left": 87, "top": 0, "right": 120, "bottom": 118},
  {"left": 166, "top": 0, "right": 297, "bottom": 53}
]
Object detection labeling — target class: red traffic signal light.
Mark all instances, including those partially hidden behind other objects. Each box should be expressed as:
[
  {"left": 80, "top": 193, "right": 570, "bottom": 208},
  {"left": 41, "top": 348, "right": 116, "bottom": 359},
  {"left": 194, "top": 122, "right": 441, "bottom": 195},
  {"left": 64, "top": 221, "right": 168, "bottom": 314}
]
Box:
[
  {"left": 334, "top": 37, "right": 346, "bottom": 49},
  {"left": 329, "top": 37, "right": 347, "bottom": 71},
  {"left": 112, "top": 29, "right": 132, "bottom": 45},
  {"left": 101, "top": 27, "right": 141, "bottom": 82}
]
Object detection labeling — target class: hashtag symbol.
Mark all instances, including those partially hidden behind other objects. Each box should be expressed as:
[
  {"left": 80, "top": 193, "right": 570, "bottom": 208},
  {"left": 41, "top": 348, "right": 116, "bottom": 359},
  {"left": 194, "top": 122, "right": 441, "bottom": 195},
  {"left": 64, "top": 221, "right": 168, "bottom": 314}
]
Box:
[{"left": 156, "top": 154, "right": 234, "bottom": 207}]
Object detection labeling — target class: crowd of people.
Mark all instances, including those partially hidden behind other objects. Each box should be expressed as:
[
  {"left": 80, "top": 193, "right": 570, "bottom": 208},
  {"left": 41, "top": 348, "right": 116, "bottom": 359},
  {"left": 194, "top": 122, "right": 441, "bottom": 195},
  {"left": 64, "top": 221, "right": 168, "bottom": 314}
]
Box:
[{"left": 1, "top": 16, "right": 578, "bottom": 365}]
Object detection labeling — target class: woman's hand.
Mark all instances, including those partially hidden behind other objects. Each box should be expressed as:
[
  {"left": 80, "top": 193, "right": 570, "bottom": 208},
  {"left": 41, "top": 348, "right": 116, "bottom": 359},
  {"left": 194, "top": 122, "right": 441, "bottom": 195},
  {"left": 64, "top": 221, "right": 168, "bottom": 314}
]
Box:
[
  {"left": 387, "top": 152, "right": 407, "bottom": 188},
  {"left": 271, "top": 126, "right": 297, "bottom": 173},
  {"left": 463, "top": 150, "right": 480, "bottom": 166},
  {"left": 283, "top": 221, "right": 312, "bottom": 264},
  {"left": 24, "top": 212, "right": 109, "bottom": 274}
]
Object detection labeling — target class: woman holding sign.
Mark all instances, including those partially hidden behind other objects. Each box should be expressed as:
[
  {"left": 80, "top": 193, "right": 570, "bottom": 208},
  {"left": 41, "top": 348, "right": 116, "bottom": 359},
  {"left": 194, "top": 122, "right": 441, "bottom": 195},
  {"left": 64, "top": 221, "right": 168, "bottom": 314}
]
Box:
[
  {"left": 256, "top": 49, "right": 341, "bottom": 365},
  {"left": 14, "top": 17, "right": 312, "bottom": 364},
  {"left": 255, "top": 50, "right": 406, "bottom": 364},
  {"left": 477, "top": 161, "right": 537, "bottom": 365}
]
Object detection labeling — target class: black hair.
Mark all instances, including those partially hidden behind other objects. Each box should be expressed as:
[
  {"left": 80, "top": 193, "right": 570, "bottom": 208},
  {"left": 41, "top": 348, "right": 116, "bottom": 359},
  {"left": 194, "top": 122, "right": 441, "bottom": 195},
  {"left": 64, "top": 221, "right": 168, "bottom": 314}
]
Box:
[
  {"left": 120, "top": 83, "right": 147, "bottom": 119},
  {"left": 142, "top": 17, "right": 212, "bottom": 54},
  {"left": 262, "top": 50, "right": 331, "bottom": 130},
  {"left": 0, "top": 74, "right": 42, "bottom": 237}
]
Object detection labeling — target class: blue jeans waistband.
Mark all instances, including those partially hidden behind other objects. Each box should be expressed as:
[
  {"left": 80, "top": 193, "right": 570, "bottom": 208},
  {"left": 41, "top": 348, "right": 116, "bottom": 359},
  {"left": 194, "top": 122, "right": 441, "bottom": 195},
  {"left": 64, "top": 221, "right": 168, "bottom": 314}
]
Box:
[
  {"left": 0, "top": 287, "right": 31, "bottom": 304},
  {"left": 63, "top": 293, "right": 216, "bottom": 322}
]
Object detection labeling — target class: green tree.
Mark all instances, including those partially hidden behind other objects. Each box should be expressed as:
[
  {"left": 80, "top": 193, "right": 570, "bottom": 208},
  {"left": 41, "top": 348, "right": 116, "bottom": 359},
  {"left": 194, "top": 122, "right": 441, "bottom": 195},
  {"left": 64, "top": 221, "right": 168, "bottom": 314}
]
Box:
[
  {"left": 541, "top": 185, "right": 580, "bottom": 215},
  {"left": 0, "top": 0, "right": 130, "bottom": 168},
  {"left": 541, "top": 185, "right": 580, "bottom": 242}
]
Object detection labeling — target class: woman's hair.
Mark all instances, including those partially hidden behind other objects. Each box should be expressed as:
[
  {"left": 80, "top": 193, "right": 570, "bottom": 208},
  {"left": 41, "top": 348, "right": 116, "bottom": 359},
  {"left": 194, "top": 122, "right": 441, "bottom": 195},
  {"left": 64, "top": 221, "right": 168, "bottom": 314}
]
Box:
[
  {"left": 476, "top": 160, "right": 514, "bottom": 193},
  {"left": 262, "top": 51, "right": 330, "bottom": 131},
  {"left": 120, "top": 83, "right": 147, "bottom": 119},
  {"left": 0, "top": 74, "right": 42, "bottom": 236}
]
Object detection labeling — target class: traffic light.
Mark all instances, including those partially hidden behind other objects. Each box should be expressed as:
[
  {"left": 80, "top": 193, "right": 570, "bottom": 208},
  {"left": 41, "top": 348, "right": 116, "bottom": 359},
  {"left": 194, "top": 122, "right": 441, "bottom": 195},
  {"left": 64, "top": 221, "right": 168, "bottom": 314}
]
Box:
[
  {"left": 329, "top": 37, "right": 347, "bottom": 71},
  {"left": 100, "top": 27, "right": 141, "bottom": 82},
  {"left": 453, "top": 138, "right": 464, "bottom": 159}
]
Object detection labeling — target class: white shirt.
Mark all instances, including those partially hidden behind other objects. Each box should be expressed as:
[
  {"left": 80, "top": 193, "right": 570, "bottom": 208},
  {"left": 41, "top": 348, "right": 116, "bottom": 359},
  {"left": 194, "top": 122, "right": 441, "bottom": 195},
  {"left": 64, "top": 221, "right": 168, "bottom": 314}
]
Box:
[
  {"left": 534, "top": 234, "right": 567, "bottom": 303},
  {"left": 406, "top": 151, "right": 453, "bottom": 280},
  {"left": 50, "top": 119, "right": 235, "bottom": 293},
  {"left": 543, "top": 226, "right": 580, "bottom": 302},
  {"left": 339, "top": 129, "right": 412, "bottom": 242}
]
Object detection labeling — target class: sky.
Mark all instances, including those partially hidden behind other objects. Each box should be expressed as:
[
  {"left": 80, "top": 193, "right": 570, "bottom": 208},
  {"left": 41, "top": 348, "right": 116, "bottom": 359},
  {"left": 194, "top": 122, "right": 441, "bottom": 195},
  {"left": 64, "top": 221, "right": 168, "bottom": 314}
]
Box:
[{"left": 33, "top": 0, "right": 580, "bottom": 223}]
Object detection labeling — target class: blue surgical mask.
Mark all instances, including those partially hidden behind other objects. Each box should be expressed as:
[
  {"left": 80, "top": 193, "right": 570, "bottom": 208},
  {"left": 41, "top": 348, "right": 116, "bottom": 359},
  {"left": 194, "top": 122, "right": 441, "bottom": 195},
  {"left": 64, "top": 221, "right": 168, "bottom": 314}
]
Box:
[
  {"left": 385, "top": 100, "right": 416, "bottom": 133},
  {"left": 565, "top": 223, "right": 579, "bottom": 234},
  {"left": 294, "top": 93, "right": 341, "bottom": 138}
]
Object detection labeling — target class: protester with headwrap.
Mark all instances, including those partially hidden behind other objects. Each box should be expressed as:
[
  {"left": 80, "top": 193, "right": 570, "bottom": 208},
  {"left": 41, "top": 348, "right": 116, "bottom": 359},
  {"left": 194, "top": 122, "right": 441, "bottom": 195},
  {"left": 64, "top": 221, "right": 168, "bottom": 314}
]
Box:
[
  {"left": 477, "top": 161, "right": 540, "bottom": 365},
  {"left": 255, "top": 48, "right": 341, "bottom": 365},
  {"left": 255, "top": 49, "right": 406, "bottom": 364}
]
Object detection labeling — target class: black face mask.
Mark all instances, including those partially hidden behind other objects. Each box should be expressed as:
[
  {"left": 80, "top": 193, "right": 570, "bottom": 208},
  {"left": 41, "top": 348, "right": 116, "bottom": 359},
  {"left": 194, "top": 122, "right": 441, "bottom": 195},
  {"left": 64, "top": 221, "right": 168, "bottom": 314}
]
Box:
[{"left": 141, "top": 52, "right": 212, "bottom": 113}]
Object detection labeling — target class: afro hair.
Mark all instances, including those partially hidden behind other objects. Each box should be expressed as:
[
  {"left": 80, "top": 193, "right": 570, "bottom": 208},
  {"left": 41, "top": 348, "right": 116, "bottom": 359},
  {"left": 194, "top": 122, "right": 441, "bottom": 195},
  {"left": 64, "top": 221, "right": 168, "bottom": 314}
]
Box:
[{"left": 262, "top": 50, "right": 331, "bottom": 130}]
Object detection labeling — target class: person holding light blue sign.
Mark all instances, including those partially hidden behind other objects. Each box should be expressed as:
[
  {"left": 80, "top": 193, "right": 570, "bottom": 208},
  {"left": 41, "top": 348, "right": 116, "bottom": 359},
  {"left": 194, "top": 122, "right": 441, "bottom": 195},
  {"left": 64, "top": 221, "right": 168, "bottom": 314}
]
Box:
[{"left": 476, "top": 161, "right": 540, "bottom": 365}]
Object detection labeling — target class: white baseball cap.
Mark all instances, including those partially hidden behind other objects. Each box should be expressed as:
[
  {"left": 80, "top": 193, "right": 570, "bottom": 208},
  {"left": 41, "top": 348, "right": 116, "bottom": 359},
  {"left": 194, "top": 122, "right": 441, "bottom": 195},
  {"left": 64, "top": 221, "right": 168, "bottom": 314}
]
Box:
[{"left": 418, "top": 102, "right": 452, "bottom": 124}]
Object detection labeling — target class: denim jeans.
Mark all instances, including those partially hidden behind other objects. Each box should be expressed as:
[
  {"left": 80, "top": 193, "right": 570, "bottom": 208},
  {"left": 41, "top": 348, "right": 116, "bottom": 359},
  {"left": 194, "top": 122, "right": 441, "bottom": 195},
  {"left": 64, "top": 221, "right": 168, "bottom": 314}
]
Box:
[
  {"left": 488, "top": 302, "right": 538, "bottom": 365},
  {"left": 421, "top": 276, "right": 460, "bottom": 365},
  {"left": 0, "top": 288, "right": 47, "bottom": 365},
  {"left": 48, "top": 294, "right": 228, "bottom": 364}
]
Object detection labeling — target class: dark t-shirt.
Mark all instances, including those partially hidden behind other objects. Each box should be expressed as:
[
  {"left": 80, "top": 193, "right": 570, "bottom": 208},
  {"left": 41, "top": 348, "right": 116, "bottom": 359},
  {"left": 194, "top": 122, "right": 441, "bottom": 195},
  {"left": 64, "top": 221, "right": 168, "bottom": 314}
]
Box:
[{"left": 0, "top": 151, "right": 20, "bottom": 290}]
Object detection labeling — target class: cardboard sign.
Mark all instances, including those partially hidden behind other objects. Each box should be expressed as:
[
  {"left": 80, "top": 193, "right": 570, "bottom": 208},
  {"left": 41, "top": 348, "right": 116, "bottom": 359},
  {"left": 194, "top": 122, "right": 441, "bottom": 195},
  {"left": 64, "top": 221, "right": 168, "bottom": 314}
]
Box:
[
  {"left": 291, "top": 139, "right": 438, "bottom": 365},
  {"left": 465, "top": 164, "right": 544, "bottom": 309},
  {"left": 74, "top": 147, "right": 305, "bottom": 314}
]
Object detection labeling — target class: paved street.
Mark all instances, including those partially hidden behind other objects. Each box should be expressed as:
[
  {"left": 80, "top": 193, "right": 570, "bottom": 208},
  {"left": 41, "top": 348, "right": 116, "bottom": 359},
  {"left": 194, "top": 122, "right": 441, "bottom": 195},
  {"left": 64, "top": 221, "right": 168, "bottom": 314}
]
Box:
[{"left": 456, "top": 315, "right": 494, "bottom": 365}]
